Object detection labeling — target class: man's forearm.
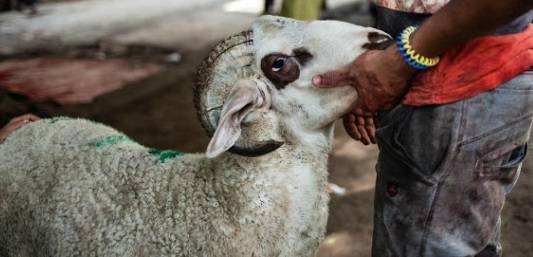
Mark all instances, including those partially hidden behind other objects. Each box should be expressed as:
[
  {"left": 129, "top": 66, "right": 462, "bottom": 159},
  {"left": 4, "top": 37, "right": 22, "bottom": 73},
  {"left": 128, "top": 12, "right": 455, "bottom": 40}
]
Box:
[{"left": 411, "top": 0, "right": 533, "bottom": 58}]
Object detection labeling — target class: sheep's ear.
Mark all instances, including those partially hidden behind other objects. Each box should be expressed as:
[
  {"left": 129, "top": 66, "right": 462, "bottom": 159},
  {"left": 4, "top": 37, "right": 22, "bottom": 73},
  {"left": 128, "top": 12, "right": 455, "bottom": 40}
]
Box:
[{"left": 206, "top": 83, "right": 264, "bottom": 158}]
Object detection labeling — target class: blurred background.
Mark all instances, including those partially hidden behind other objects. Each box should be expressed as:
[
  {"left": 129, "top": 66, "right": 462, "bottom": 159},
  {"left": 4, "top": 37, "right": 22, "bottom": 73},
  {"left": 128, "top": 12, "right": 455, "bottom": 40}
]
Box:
[{"left": 0, "top": 1, "right": 531, "bottom": 256}]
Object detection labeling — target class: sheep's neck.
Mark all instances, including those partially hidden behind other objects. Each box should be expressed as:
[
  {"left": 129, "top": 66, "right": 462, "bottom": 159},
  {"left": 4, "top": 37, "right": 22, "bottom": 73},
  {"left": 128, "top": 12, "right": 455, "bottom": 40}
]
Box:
[
  {"left": 166, "top": 135, "right": 332, "bottom": 255},
  {"left": 223, "top": 143, "right": 330, "bottom": 253}
]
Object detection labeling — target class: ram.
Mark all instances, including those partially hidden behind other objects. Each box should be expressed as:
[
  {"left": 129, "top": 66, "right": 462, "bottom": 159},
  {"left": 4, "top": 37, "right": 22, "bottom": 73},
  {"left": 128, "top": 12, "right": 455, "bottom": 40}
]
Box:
[{"left": 0, "top": 16, "right": 389, "bottom": 257}]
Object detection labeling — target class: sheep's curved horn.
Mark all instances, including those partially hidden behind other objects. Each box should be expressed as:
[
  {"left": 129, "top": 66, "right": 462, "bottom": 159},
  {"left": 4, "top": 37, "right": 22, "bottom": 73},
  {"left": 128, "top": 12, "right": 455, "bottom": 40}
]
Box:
[
  {"left": 195, "top": 31, "right": 254, "bottom": 136},
  {"left": 194, "top": 31, "right": 283, "bottom": 157}
]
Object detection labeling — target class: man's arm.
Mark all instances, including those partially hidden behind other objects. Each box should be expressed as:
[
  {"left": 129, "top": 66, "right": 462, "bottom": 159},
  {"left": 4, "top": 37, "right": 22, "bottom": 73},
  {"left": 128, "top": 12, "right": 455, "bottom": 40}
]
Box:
[
  {"left": 413, "top": 0, "right": 533, "bottom": 58},
  {"left": 313, "top": 0, "right": 533, "bottom": 144}
]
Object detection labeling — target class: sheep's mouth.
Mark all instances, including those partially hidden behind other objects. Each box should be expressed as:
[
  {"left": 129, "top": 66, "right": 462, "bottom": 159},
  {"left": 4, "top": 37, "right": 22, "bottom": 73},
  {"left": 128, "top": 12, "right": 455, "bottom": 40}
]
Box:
[{"left": 229, "top": 140, "right": 284, "bottom": 157}]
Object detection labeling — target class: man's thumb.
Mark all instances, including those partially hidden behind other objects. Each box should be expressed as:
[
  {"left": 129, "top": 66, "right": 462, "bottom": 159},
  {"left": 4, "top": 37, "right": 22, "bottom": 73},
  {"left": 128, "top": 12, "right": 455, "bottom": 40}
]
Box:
[{"left": 313, "top": 68, "right": 351, "bottom": 88}]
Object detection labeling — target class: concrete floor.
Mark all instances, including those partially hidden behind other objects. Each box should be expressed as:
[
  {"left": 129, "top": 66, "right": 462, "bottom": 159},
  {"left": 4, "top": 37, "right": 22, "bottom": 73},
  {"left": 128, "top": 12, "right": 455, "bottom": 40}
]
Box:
[{"left": 0, "top": 0, "right": 263, "bottom": 55}]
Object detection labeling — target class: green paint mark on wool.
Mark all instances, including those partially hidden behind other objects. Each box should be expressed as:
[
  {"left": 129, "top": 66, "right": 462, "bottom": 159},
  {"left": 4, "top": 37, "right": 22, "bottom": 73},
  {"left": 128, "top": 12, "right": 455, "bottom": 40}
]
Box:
[
  {"left": 149, "top": 149, "right": 184, "bottom": 163},
  {"left": 90, "top": 134, "right": 131, "bottom": 148}
]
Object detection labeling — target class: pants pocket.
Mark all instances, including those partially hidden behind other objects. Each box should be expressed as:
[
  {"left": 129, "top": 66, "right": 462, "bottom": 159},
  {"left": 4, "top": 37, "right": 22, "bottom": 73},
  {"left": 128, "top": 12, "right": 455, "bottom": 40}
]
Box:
[
  {"left": 471, "top": 116, "right": 532, "bottom": 190},
  {"left": 478, "top": 143, "right": 527, "bottom": 181}
]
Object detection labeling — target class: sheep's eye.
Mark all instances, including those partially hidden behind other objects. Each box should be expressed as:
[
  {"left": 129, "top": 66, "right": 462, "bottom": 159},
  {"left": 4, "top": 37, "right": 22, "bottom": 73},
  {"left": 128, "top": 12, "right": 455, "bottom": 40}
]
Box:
[
  {"left": 261, "top": 53, "right": 300, "bottom": 90},
  {"left": 271, "top": 57, "right": 285, "bottom": 71}
]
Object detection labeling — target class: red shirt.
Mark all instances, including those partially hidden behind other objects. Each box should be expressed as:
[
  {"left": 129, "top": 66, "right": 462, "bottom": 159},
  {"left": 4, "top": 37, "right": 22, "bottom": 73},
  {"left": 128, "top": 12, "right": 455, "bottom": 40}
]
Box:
[{"left": 403, "top": 24, "right": 533, "bottom": 106}]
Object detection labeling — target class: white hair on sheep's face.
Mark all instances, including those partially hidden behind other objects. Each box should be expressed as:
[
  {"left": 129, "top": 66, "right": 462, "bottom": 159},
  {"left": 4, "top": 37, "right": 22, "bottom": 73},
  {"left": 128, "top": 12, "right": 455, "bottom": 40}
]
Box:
[{"left": 195, "top": 15, "right": 391, "bottom": 158}]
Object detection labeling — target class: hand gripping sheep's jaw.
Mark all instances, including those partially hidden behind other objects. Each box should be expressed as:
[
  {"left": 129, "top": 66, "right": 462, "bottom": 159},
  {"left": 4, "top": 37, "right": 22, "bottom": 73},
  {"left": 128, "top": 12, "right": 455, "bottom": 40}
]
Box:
[{"left": 195, "top": 15, "right": 391, "bottom": 158}]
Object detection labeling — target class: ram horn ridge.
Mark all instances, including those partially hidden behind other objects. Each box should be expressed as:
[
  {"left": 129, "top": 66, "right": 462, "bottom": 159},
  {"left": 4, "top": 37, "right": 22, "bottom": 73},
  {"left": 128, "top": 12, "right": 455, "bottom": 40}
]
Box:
[{"left": 194, "top": 30, "right": 283, "bottom": 157}]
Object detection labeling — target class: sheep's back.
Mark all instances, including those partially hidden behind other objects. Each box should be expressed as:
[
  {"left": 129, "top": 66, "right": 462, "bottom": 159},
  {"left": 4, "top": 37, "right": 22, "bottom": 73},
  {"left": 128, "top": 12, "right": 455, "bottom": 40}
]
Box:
[
  {"left": 0, "top": 117, "right": 315, "bottom": 257},
  {"left": 0, "top": 118, "right": 199, "bottom": 256}
]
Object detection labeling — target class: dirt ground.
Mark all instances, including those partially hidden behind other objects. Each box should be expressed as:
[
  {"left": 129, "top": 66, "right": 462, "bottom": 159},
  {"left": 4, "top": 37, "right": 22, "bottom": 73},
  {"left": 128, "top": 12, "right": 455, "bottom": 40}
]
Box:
[{"left": 1, "top": 45, "right": 532, "bottom": 257}]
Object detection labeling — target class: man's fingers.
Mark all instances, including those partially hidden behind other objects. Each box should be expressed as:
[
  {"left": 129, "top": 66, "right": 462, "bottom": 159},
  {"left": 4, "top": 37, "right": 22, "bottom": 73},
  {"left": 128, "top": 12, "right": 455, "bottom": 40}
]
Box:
[
  {"left": 25, "top": 114, "right": 40, "bottom": 121},
  {"left": 365, "top": 116, "right": 377, "bottom": 144},
  {"left": 5, "top": 119, "right": 30, "bottom": 131},
  {"left": 343, "top": 114, "right": 361, "bottom": 140},
  {"left": 313, "top": 68, "right": 353, "bottom": 88},
  {"left": 0, "top": 119, "right": 26, "bottom": 141},
  {"left": 356, "top": 115, "right": 371, "bottom": 145},
  {"left": 0, "top": 114, "right": 41, "bottom": 142},
  {"left": 353, "top": 107, "right": 377, "bottom": 144},
  {"left": 343, "top": 111, "right": 378, "bottom": 145},
  {"left": 357, "top": 124, "right": 371, "bottom": 145},
  {"left": 11, "top": 115, "right": 28, "bottom": 123},
  {"left": 11, "top": 113, "right": 40, "bottom": 123}
]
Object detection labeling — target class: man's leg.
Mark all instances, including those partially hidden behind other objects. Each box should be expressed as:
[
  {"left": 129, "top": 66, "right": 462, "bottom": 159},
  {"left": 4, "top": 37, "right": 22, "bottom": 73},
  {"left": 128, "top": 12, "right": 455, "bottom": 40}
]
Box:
[
  {"left": 264, "top": 0, "right": 275, "bottom": 14},
  {"left": 372, "top": 71, "right": 533, "bottom": 257}
]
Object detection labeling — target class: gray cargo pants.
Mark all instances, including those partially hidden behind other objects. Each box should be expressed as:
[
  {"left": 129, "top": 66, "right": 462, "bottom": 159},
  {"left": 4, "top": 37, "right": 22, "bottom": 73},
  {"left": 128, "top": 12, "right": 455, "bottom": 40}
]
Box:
[{"left": 372, "top": 71, "right": 533, "bottom": 257}]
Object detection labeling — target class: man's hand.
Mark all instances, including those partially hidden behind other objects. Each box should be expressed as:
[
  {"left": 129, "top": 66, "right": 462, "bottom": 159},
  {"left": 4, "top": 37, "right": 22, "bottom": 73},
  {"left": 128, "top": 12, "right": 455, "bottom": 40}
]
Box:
[
  {"left": 313, "top": 44, "right": 416, "bottom": 142},
  {"left": 312, "top": 0, "right": 533, "bottom": 143},
  {"left": 313, "top": 44, "right": 416, "bottom": 112},
  {"left": 343, "top": 106, "right": 377, "bottom": 145},
  {"left": 0, "top": 114, "right": 40, "bottom": 143}
]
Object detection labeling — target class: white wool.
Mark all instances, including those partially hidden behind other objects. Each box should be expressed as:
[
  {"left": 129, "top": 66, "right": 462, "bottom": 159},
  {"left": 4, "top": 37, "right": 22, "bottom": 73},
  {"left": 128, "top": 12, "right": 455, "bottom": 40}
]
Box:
[{"left": 0, "top": 118, "right": 329, "bottom": 257}]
